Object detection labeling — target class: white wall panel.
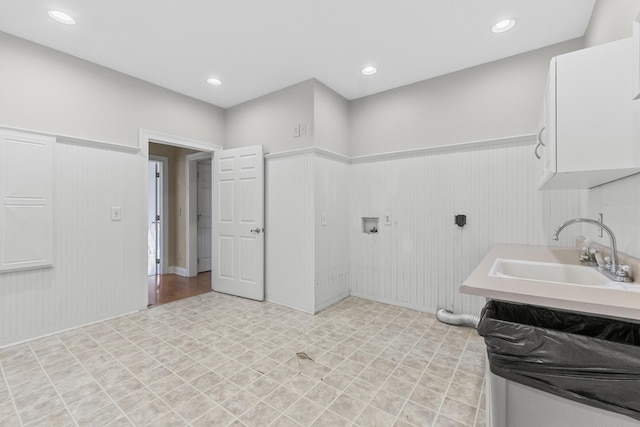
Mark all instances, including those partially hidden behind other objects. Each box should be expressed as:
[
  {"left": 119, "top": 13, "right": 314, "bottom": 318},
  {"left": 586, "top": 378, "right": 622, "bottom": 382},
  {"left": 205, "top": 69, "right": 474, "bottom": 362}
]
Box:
[
  {"left": 315, "top": 155, "right": 350, "bottom": 311},
  {"left": 0, "top": 131, "right": 54, "bottom": 272},
  {"left": 0, "top": 139, "right": 147, "bottom": 347},
  {"left": 584, "top": 172, "right": 640, "bottom": 259},
  {"left": 349, "top": 139, "right": 583, "bottom": 316},
  {"left": 265, "top": 153, "right": 315, "bottom": 313}
]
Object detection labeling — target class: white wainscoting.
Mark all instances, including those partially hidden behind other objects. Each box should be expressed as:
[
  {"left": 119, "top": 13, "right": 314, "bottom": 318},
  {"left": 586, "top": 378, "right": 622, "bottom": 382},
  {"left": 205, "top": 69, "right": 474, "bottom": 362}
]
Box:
[
  {"left": 315, "top": 154, "right": 350, "bottom": 312},
  {"left": 349, "top": 139, "right": 583, "bottom": 316},
  {"left": 0, "top": 139, "right": 147, "bottom": 347},
  {"left": 584, "top": 172, "right": 640, "bottom": 259},
  {"left": 265, "top": 151, "right": 351, "bottom": 314},
  {"left": 265, "top": 153, "right": 316, "bottom": 313}
]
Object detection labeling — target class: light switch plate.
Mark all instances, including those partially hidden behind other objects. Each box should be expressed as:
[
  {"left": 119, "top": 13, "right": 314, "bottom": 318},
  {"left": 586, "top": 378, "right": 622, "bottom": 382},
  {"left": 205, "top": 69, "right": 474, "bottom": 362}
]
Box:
[
  {"left": 293, "top": 124, "right": 300, "bottom": 137},
  {"left": 321, "top": 212, "right": 327, "bottom": 226}
]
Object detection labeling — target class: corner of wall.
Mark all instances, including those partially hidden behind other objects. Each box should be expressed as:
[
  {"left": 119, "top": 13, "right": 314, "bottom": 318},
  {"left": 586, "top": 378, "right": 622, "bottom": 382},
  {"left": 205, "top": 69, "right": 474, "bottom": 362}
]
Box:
[{"left": 584, "top": 0, "right": 640, "bottom": 47}]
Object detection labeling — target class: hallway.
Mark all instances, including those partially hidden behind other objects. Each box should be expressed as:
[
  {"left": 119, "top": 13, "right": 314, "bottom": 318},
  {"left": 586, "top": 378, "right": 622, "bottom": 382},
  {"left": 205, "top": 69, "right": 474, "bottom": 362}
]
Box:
[{"left": 147, "top": 272, "right": 212, "bottom": 307}]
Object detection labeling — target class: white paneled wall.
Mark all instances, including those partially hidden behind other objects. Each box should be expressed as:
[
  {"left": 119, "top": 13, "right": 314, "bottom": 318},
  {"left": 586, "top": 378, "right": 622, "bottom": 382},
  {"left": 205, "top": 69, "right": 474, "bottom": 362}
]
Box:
[
  {"left": 584, "top": 172, "right": 640, "bottom": 258},
  {"left": 315, "top": 155, "right": 350, "bottom": 311},
  {"left": 0, "top": 139, "right": 147, "bottom": 347},
  {"left": 265, "top": 151, "right": 351, "bottom": 314},
  {"left": 265, "top": 153, "right": 316, "bottom": 313},
  {"left": 349, "top": 139, "right": 583, "bottom": 316}
]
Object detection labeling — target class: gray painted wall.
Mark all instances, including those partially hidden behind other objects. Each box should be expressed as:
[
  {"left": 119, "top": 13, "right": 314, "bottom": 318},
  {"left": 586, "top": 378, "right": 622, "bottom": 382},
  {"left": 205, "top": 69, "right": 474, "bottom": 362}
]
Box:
[
  {"left": 224, "top": 80, "right": 315, "bottom": 154},
  {"left": 0, "top": 31, "right": 224, "bottom": 148},
  {"left": 347, "top": 38, "right": 584, "bottom": 157},
  {"left": 313, "top": 81, "right": 350, "bottom": 156},
  {"left": 585, "top": 0, "right": 640, "bottom": 47}
]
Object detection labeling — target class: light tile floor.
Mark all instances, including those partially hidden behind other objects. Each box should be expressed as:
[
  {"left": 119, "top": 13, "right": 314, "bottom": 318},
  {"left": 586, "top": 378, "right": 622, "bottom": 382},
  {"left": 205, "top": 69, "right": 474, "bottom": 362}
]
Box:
[{"left": 0, "top": 295, "right": 486, "bottom": 426}]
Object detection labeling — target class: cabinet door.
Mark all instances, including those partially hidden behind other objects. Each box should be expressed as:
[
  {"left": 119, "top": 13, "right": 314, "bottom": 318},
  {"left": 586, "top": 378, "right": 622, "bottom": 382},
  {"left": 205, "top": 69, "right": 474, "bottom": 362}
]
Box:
[
  {"left": 539, "top": 38, "right": 640, "bottom": 190},
  {"left": 633, "top": 15, "right": 640, "bottom": 100},
  {"left": 556, "top": 39, "right": 634, "bottom": 174},
  {"left": 537, "top": 60, "right": 557, "bottom": 189}
]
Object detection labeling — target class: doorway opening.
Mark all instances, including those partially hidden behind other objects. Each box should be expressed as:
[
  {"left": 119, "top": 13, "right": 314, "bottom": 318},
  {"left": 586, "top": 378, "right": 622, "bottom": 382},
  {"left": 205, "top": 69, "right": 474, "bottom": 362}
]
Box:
[
  {"left": 146, "top": 146, "right": 213, "bottom": 307},
  {"left": 147, "top": 271, "right": 212, "bottom": 307},
  {"left": 197, "top": 160, "right": 212, "bottom": 273},
  {"left": 147, "top": 157, "right": 167, "bottom": 276},
  {"left": 142, "top": 129, "right": 220, "bottom": 308}
]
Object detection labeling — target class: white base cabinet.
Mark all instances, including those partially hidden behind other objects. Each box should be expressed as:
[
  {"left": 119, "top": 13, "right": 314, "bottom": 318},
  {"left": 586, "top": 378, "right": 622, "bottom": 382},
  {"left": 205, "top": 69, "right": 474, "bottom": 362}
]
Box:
[
  {"left": 537, "top": 38, "right": 640, "bottom": 190},
  {"left": 486, "top": 371, "right": 640, "bottom": 427}
]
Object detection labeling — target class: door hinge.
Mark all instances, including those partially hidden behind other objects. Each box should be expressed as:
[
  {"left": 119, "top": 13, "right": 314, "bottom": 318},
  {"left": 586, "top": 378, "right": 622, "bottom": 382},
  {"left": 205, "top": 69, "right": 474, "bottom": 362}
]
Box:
[
  {"left": 156, "top": 258, "right": 160, "bottom": 264},
  {"left": 156, "top": 215, "right": 160, "bottom": 222},
  {"left": 156, "top": 172, "right": 160, "bottom": 178},
  {"left": 197, "top": 257, "right": 200, "bottom": 264}
]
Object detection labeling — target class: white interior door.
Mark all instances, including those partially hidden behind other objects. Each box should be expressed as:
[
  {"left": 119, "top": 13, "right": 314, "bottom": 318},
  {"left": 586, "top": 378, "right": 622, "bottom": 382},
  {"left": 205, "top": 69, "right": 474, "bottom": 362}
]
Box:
[
  {"left": 197, "top": 161, "right": 212, "bottom": 272},
  {"left": 212, "top": 145, "right": 264, "bottom": 301},
  {"left": 147, "top": 161, "right": 161, "bottom": 275}
]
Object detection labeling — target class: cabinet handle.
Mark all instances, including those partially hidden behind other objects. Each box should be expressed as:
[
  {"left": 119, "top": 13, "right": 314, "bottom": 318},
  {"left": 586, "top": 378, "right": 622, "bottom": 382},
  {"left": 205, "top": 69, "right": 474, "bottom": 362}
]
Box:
[
  {"left": 537, "top": 126, "right": 546, "bottom": 147},
  {"left": 534, "top": 142, "right": 542, "bottom": 159}
]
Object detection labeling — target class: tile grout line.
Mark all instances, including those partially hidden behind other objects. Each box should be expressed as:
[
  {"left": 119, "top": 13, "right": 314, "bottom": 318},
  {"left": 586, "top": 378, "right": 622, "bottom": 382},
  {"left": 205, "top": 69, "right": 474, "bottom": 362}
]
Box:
[
  {"left": 55, "top": 331, "right": 140, "bottom": 426},
  {"left": 319, "top": 305, "right": 407, "bottom": 425},
  {"left": 265, "top": 312, "right": 357, "bottom": 426},
  {"left": 433, "top": 330, "right": 477, "bottom": 426},
  {"left": 1, "top": 295, "right": 486, "bottom": 426},
  {"left": 391, "top": 314, "right": 448, "bottom": 427},
  {"left": 471, "top": 375, "right": 486, "bottom": 427},
  {"left": 59, "top": 320, "right": 196, "bottom": 425},
  {"left": 265, "top": 303, "right": 401, "bottom": 426},
  {"left": 113, "top": 312, "right": 229, "bottom": 425},
  {"left": 25, "top": 341, "right": 79, "bottom": 427},
  {"left": 153, "top": 297, "right": 314, "bottom": 425},
  {"left": 0, "top": 354, "right": 24, "bottom": 427}
]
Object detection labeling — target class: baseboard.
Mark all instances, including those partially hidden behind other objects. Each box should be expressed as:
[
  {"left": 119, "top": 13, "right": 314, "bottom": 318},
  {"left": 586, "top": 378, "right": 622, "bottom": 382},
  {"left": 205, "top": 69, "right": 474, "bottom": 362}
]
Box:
[
  {"left": 314, "top": 291, "right": 350, "bottom": 313},
  {"left": 348, "top": 291, "right": 438, "bottom": 314},
  {"left": 0, "top": 308, "right": 142, "bottom": 350},
  {"left": 169, "top": 266, "right": 187, "bottom": 276},
  {"left": 264, "top": 297, "right": 314, "bottom": 314}
]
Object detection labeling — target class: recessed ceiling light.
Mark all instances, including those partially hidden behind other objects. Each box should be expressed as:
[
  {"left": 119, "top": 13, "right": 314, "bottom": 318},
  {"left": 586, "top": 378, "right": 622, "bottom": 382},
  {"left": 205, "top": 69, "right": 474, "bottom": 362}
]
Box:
[
  {"left": 207, "top": 78, "right": 222, "bottom": 86},
  {"left": 491, "top": 18, "right": 516, "bottom": 33},
  {"left": 361, "top": 66, "right": 378, "bottom": 76},
  {"left": 48, "top": 10, "right": 76, "bottom": 25}
]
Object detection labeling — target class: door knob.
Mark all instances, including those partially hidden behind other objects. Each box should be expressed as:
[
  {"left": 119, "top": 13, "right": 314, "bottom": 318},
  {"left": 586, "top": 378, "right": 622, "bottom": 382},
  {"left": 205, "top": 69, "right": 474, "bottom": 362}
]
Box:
[{"left": 250, "top": 228, "right": 263, "bottom": 234}]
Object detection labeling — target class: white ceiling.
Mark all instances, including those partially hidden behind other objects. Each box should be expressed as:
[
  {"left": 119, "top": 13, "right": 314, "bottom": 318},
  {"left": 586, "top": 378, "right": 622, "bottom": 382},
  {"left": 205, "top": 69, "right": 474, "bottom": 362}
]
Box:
[{"left": 0, "top": 1, "right": 596, "bottom": 109}]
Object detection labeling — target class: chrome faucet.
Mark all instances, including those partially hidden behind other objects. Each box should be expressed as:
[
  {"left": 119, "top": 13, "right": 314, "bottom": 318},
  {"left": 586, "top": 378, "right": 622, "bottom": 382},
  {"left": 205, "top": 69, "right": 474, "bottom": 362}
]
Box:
[{"left": 553, "top": 218, "right": 632, "bottom": 282}]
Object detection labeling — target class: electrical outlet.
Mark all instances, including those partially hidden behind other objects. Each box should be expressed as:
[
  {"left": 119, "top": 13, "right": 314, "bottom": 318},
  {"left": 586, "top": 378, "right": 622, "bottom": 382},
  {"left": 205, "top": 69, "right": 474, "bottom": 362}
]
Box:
[
  {"left": 300, "top": 123, "right": 307, "bottom": 135},
  {"left": 384, "top": 213, "right": 391, "bottom": 225},
  {"left": 111, "top": 206, "right": 121, "bottom": 221}
]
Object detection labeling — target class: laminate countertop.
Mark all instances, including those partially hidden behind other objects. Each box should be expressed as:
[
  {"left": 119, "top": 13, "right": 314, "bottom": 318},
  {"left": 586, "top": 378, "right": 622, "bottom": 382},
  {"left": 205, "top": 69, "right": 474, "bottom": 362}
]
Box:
[{"left": 459, "top": 244, "right": 640, "bottom": 321}]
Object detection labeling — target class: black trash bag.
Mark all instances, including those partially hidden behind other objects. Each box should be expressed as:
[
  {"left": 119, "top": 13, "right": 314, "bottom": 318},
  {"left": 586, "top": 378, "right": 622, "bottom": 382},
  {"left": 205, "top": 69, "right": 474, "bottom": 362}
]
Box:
[{"left": 477, "top": 300, "right": 640, "bottom": 421}]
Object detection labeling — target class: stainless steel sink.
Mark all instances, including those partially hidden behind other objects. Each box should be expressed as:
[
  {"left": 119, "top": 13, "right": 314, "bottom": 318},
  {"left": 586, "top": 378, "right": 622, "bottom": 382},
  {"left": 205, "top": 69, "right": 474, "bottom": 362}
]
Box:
[{"left": 489, "top": 258, "right": 611, "bottom": 286}]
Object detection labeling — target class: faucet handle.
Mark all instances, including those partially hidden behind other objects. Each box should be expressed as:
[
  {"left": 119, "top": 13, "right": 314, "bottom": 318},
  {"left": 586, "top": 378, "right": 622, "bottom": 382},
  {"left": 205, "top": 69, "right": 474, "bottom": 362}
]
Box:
[
  {"left": 594, "top": 251, "right": 605, "bottom": 267},
  {"left": 579, "top": 246, "right": 590, "bottom": 262},
  {"left": 617, "top": 265, "right": 632, "bottom": 278}
]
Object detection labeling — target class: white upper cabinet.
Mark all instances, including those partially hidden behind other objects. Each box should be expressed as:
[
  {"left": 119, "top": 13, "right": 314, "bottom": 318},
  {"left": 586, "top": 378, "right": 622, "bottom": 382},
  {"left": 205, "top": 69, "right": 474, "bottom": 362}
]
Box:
[
  {"left": 537, "top": 38, "right": 640, "bottom": 190},
  {"left": 535, "top": 71, "right": 556, "bottom": 187},
  {"left": 633, "top": 14, "right": 640, "bottom": 100}
]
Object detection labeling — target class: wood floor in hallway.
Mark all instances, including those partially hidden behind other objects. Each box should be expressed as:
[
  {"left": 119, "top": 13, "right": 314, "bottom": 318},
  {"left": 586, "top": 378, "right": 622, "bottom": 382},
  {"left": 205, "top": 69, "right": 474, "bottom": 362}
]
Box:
[{"left": 147, "top": 271, "right": 212, "bottom": 307}]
